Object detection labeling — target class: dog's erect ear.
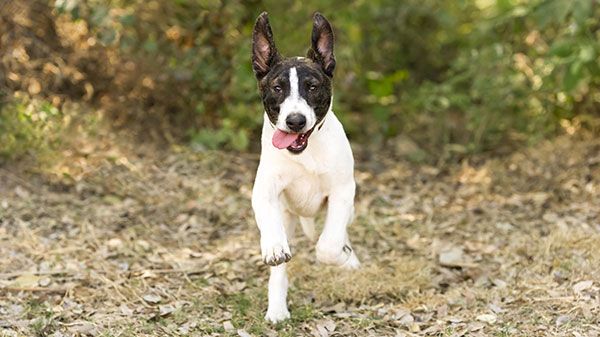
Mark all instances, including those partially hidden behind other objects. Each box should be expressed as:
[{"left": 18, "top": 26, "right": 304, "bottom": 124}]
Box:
[
  {"left": 307, "top": 12, "right": 336, "bottom": 77},
  {"left": 252, "top": 12, "right": 280, "bottom": 80}
]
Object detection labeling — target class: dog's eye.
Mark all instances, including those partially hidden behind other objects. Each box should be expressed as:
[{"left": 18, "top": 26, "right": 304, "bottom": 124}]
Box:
[
  {"left": 273, "top": 85, "right": 282, "bottom": 93},
  {"left": 308, "top": 85, "right": 317, "bottom": 92}
]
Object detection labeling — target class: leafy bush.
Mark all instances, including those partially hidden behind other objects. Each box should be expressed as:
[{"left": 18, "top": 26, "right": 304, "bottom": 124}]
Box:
[
  {"left": 397, "top": 0, "right": 600, "bottom": 156},
  {"left": 49, "top": 0, "right": 600, "bottom": 156},
  {"left": 55, "top": 0, "right": 262, "bottom": 150}
]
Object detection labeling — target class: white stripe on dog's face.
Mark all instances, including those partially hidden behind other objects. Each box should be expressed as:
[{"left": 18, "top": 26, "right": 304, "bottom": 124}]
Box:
[
  {"left": 276, "top": 67, "right": 316, "bottom": 132},
  {"left": 289, "top": 66, "right": 299, "bottom": 99}
]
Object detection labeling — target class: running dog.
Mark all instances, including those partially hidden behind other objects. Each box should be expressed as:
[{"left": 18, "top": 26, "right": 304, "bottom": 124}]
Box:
[{"left": 251, "top": 11, "right": 360, "bottom": 323}]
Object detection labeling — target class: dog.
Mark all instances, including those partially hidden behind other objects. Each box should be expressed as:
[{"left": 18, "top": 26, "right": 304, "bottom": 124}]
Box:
[{"left": 251, "top": 12, "right": 360, "bottom": 323}]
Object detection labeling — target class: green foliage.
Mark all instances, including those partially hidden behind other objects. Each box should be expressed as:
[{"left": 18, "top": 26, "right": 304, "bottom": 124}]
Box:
[
  {"left": 54, "top": 0, "right": 600, "bottom": 155},
  {"left": 0, "top": 97, "right": 63, "bottom": 162},
  {"left": 381, "top": 0, "right": 600, "bottom": 156},
  {"left": 55, "top": 0, "right": 263, "bottom": 151}
]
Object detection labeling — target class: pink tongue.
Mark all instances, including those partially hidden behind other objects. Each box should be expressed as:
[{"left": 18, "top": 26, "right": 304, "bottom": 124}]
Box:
[{"left": 272, "top": 129, "right": 298, "bottom": 149}]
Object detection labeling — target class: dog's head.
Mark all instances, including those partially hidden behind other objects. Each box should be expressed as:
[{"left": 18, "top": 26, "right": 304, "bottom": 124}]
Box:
[{"left": 252, "top": 12, "right": 336, "bottom": 154}]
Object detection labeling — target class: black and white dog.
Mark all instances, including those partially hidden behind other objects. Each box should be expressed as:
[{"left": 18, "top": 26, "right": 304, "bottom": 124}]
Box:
[{"left": 251, "top": 12, "right": 360, "bottom": 323}]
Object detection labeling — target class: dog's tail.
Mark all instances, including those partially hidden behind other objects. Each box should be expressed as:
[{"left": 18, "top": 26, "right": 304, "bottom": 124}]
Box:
[{"left": 299, "top": 217, "right": 316, "bottom": 242}]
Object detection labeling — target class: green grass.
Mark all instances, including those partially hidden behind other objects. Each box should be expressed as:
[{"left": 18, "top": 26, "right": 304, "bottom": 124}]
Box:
[
  {"left": 0, "top": 97, "right": 62, "bottom": 162},
  {"left": 25, "top": 300, "right": 56, "bottom": 336},
  {"left": 219, "top": 288, "right": 324, "bottom": 336}
]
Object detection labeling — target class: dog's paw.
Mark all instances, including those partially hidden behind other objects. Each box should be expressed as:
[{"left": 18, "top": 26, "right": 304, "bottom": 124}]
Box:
[
  {"left": 316, "top": 237, "right": 358, "bottom": 267},
  {"left": 261, "top": 237, "right": 292, "bottom": 266},
  {"left": 341, "top": 250, "right": 361, "bottom": 270},
  {"left": 265, "top": 306, "right": 290, "bottom": 323}
]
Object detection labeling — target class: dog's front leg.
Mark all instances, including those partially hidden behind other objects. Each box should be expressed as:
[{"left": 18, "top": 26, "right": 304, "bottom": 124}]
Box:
[
  {"left": 316, "top": 180, "right": 360, "bottom": 269},
  {"left": 252, "top": 174, "right": 291, "bottom": 266},
  {"left": 252, "top": 171, "right": 292, "bottom": 322},
  {"left": 265, "top": 264, "right": 290, "bottom": 322}
]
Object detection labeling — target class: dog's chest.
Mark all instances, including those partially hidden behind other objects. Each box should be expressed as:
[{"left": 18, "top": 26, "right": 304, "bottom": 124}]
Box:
[{"left": 281, "top": 168, "right": 327, "bottom": 217}]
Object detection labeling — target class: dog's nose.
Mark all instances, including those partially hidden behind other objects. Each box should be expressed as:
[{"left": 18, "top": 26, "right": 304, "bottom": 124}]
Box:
[{"left": 286, "top": 114, "right": 306, "bottom": 132}]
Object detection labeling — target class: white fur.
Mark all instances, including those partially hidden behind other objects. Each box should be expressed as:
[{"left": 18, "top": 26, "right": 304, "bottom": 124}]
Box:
[
  {"left": 252, "top": 86, "right": 360, "bottom": 322},
  {"left": 265, "top": 264, "right": 290, "bottom": 322},
  {"left": 275, "top": 67, "right": 316, "bottom": 132}
]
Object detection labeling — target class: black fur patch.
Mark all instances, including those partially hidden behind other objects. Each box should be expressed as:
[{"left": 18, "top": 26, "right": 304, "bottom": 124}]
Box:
[
  {"left": 258, "top": 58, "right": 332, "bottom": 126},
  {"left": 252, "top": 12, "right": 336, "bottom": 128}
]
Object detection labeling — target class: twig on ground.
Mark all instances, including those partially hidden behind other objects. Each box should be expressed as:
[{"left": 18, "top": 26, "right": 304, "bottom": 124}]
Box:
[
  {"left": 0, "top": 286, "right": 70, "bottom": 294},
  {"left": 0, "top": 269, "right": 77, "bottom": 279}
]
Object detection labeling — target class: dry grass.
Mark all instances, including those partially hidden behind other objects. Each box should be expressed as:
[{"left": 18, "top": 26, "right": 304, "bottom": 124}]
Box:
[
  {"left": 290, "top": 255, "right": 432, "bottom": 303},
  {"left": 1, "top": 122, "right": 599, "bottom": 336}
]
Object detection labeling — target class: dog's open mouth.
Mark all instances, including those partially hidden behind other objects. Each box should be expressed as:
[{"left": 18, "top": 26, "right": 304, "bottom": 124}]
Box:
[{"left": 272, "top": 128, "right": 314, "bottom": 153}]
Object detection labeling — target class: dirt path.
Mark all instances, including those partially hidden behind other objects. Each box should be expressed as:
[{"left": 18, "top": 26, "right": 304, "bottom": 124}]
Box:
[{"left": 1, "top": 132, "right": 599, "bottom": 336}]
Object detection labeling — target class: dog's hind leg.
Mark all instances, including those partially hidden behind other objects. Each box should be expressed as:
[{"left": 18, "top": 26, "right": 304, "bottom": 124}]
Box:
[
  {"left": 299, "top": 217, "right": 316, "bottom": 242},
  {"left": 265, "top": 263, "right": 290, "bottom": 323},
  {"left": 316, "top": 181, "right": 360, "bottom": 269}
]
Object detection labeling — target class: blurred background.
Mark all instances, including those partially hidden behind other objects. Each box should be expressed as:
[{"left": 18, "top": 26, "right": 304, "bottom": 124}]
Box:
[{"left": 1, "top": 0, "right": 599, "bottom": 163}]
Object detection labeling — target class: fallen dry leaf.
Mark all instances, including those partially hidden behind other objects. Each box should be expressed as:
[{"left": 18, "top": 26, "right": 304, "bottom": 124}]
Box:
[
  {"left": 573, "top": 280, "right": 593, "bottom": 293},
  {"left": 38, "top": 277, "right": 51, "bottom": 287},
  {"left": 237, "top": 329, "right": 252, "bottom": 337},
  {"left": 142, "top": 294, "right": 162, "bottom": 304},
  {"left": 398, "top": 313, "right": 414, "bottom": 326},
  {"left": 119, "top": 304, "right": 134, "bottom": 316},
  {"left": 476, "top": 313, "right": 497, "bottom": 324},
  {"left": 315, "top": 319, "right": 336, "bottom": 337},
  {"left": 159, "top": 305, "right": 175, "bottom": 316},
  {"left": 223, "top": 321, "right": 235, "bottom": 332},
  {"left": 439, "top": 246, "right": 466, "bottom": 267},
  {"left": 555, "top": 315, "right": 570, "bottom": 327}
]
